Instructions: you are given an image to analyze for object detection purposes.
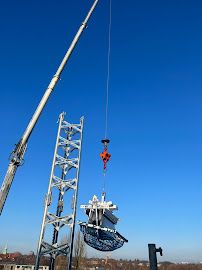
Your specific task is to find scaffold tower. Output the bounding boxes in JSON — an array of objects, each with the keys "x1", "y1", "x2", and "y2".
[{"x1": 35, "y1": 112, "x2": 84, "y2": 270}]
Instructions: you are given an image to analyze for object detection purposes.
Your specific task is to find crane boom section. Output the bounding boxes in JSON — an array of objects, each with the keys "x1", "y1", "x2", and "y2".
[{"x1": 0, "y1": 0, "x2": 99, "y2": 215}]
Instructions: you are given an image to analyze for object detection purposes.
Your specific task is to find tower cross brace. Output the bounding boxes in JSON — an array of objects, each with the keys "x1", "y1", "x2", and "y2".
[{"x1": 35, "y1": 113, "x2": 84, "y2": 270}]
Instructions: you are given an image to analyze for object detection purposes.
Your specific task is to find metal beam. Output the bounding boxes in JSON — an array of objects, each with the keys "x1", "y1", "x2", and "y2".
[
  {"x1": 0, "y1": 0, "x2": 99, "y2": 215},
  {"x1": 35, "y1": 113, "x2": 84, "y2": 270}
]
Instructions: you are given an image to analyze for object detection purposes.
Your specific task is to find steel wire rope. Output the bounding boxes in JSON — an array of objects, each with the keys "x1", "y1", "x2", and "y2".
[
  {"x1": 104, "y1": 0, "x2": 112, "y2": 139},
  {"x1": 103, "y1": 0, "x2": 112, "y2": 193}
]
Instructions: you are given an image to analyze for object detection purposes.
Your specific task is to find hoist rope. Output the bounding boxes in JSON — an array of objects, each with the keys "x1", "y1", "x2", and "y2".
[
  {"x1": 104, "y1": 0, "x2": 112, "y2": 139},
  {"x1": 102, "y1": 0, "x2": 112, "y2": 193}
]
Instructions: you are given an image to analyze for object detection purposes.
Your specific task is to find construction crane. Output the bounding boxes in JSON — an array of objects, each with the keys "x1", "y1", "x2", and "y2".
[{"x1": 0, "y1": 0, "x2": 99, "y2": 216}]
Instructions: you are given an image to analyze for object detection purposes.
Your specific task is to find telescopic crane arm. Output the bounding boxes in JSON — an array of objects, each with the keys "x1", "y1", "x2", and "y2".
[{"x1": 0, "y1": 0, "x2": 99, "y2": 215}]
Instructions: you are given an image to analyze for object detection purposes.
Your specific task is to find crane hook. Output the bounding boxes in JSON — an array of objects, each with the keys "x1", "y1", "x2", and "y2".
[{"x1": 100, "y1": 139, "x2": 111, "y2": 172}]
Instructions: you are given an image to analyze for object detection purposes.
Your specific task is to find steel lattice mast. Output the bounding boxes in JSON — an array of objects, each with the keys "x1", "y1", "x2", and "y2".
[
  {"x1": 0, "y1": 0, "x2": 99, "y2": 215},
  {"x1": 35, "y1": 112, "x2": 84, "y2": 270}
]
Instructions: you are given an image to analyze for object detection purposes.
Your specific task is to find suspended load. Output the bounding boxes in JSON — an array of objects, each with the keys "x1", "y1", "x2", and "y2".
[{"x1": 79, "y1": 193, "x2": 128, "y2": 251}]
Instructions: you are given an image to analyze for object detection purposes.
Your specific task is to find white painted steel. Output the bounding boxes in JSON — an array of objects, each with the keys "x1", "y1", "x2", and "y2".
[
  {"x1": 0, "y1": 0, "x2": 99, "y2": 215},
  {"x1": 35, "y1": 113, "x2": 84, "y2": 270},
  {"x1": 21, "y1": 0, "x2": 98, "y2": 145},
  {"x1": 35, "y1": 113, "x2": 64, "y2": 270}
]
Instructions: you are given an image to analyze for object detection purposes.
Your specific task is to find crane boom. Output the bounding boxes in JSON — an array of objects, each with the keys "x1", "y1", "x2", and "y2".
[{"x1": 0, "y1": 0, "x2": 99, "y2": 215}]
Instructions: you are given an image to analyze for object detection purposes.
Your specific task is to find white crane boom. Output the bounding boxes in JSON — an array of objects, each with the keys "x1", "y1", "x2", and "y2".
[{"x1": 0, "y1": 0, "x2": 99, "y2": 215}]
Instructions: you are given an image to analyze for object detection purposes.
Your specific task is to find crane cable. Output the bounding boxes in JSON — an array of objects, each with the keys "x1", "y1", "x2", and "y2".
[
  {"x1": 104, "y1": 0, "x2": 112, "y2": 139},
  {"x1": 100, "y1": 0, "x2": 112, "y2": 194}
]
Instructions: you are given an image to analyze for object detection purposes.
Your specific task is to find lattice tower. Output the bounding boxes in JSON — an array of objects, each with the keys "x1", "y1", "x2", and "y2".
[{"x1": 35, "y1": 113, "x2": 84, "y2": 270}]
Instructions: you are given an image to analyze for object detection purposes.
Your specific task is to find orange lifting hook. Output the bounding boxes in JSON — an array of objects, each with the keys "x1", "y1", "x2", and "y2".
[{"x1": 100, "y1": 139, "x2": 111, "y2": 171}]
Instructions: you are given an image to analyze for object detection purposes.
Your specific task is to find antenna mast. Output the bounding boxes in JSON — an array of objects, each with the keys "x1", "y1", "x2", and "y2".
[{"x1": 0, "y1": 0, "x2": 99, "y2": 215}]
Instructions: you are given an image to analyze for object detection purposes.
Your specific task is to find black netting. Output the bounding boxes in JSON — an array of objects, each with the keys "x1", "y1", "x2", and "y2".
[{"x1": 80, "y1": 224, "x2": 127, "y2": 252}]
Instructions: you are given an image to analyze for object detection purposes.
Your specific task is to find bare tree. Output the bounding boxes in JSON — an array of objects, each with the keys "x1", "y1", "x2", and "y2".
[
  {"x1": 73, "y1": 230, "x2": 86, "y2": 270},
  {"x1": 54, "y1": 235, "x2": 69, "y2": 270},
  {"x1": 55, "y1": 255, "x2": 68, "y2": 270}
]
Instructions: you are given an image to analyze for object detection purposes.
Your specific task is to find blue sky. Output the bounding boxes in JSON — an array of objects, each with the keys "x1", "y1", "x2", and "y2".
[{"x1": 0, "y1": 0, "x2": 202, "y2": 263}]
